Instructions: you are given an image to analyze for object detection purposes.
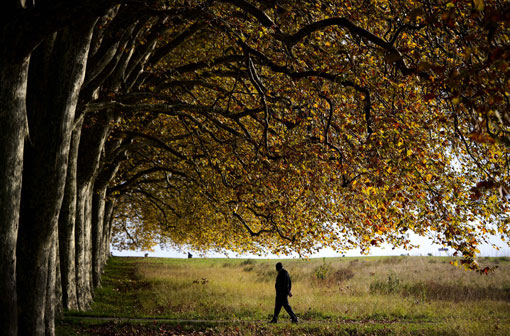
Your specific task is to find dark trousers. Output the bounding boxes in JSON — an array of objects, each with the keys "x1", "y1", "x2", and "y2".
[{"x1": 272, "y1": 294, "x2": 297, "y2": 322}]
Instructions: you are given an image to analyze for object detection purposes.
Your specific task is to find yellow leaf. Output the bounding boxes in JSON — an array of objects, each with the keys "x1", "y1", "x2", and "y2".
[
  {"x1": 474, "y1": 0, "x2": 484, "y2": 11},
  {"x1": 407, "y1": 149, "x2": 413, "y2": 156}
]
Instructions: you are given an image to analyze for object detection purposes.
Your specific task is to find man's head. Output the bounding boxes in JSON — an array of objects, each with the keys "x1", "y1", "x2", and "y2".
[{"x1": 275, "y1": 262, "x2": 283, "y2": 271}]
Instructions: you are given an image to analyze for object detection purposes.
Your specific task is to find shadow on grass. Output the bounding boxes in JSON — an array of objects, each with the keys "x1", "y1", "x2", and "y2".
[
  {"x1": 67, "y1": 257, "x2": 150, "y2": 318},
  {"x1": 57, "y1": 319, "x2": 463, "y2": 336}
]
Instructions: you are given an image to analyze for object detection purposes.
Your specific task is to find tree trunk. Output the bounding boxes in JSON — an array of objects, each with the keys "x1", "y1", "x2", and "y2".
[
  {"x1": 92, "y1": 187, "x2": 107, "y2": 288},
  {"x1": 74, "y1": 107, "x2": 114, "y2": 305},
  {"x1": 44, "y1": 230, "x2": 58, "y2": 336},
  {"x1": 84, "y1": 186, "x2": 95, "y2": 296},
  {"x1": 55, "y1": 238, "x2": 63, "y2": 318},
  {"x1": 75, "y1": 181, "x2": 93, "y2": 309},
  {"x1": 17, "y1": 21, "x2": 95, "y2": 336},
  {"x1": 92, "y1": 148, "x2": 123, "y2": 287},
  {"x1": 0, "y1": 56, "x2": 29, "y2": 336},
  {"x1": 92, "y1": 185, "x2": 117, "y2": 285},
  {"x1": 102, "y1": 199, "x2": 116, "y2": 266},
  {"x1": 58, "y1": 118, "x2": 83, "y2": 311}
]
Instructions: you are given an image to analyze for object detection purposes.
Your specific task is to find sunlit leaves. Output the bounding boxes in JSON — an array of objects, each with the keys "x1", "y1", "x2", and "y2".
[{"x1": 101, "y1": 0, "x2": 510, "y2": 271}]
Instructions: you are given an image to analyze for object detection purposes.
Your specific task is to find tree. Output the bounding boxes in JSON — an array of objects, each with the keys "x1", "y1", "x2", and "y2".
[
  {"x1": 0, "y1": 1, "x2": 115, "y2": 335},
  {"x1": 1, "y1": 1, "x2": 510, "y2": 335},
  {"x1": 108, "y1": 0, "x2": 510, "y2": 268}
]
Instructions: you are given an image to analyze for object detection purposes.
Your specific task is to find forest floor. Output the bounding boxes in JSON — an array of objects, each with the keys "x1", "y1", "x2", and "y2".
[{"x1": 57, "y1": 256, "x2": 510, "y2": 335}]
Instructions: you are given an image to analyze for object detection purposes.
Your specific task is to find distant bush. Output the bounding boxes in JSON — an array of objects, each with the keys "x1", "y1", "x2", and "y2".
[
  {"x1": 380, "y1": 256, "x2": 405, "y2": 265},
  {"x1": 370, "y1": 272, "x2": 510, "y2": 302},
  {"x1": 370, "y1": 272, "x2": 402, "y2": 295},
  {"x1": 314, "y1": 258, "x2": 331, "y2": 280},
  {"x1": 494, "y1": 257, "x2": 510, "y2": 264},
  {"x1": 349, "y1": 259, "x2": 359, "y2": 266},
  {"x1": 240, "y1": 259, "x2": 256, "y2": 266},
  {"x1": 313, "y1": 259, "x2": 355, "y2": 288},
  {"x1": 253, "y1": 266, "x2": 274, "y2": 282},
  {"x1": 404, "y1": 281, "x2": 510, "y2": 302},
  {"x1": 192, "y1": 278, "x2": 209, "y2": 285},
  {"x1": 241, "y1": 259, "x2": 256, "y2": 272},
  {"x1": 333, "y1": 268, "x2": 355, "y2": 283}
]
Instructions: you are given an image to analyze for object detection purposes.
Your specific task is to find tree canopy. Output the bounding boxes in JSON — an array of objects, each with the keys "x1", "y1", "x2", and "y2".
[
  {"x1": 96, "y1": 0, "x2": 510, "y2": 270},
  {"x1": 1, "y1": 1, "x2": 510, "y2": 334}
]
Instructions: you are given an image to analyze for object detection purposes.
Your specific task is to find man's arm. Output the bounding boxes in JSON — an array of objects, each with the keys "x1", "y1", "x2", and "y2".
[{"x1": 287, "y1": 272, "x2": 292, "y2": 297}]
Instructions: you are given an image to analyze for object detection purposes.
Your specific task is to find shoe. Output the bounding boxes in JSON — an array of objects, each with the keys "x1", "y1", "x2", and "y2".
[
  {"x1": 269, "y1": 319, "x2": 277, "y2": 323},
  {"x1": 291, "y1": 318, "x2": 299, "y2": 323}
]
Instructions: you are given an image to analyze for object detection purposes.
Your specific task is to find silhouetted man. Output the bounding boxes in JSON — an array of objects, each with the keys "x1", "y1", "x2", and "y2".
[{"x1": 270, "y1": 262, "x2": 298, "y2": 323}]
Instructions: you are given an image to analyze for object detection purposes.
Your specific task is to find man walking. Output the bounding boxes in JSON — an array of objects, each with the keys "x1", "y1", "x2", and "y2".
[{"x1": 270, "y1": 262, "x2": 298, "y2": 323}]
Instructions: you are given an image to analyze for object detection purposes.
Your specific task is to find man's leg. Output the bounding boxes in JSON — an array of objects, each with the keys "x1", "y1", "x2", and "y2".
[
  {"x1": 282, "y1": 299, "x2": 298, "y2": 322},
  {"x1": 271, "y1": 296, "x2": 283, "y2": 322}
]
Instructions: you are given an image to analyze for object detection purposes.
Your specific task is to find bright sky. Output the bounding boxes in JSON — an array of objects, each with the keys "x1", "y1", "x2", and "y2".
[{"x1": 112, "y1": 232, "x2": 510, "y2": 259}]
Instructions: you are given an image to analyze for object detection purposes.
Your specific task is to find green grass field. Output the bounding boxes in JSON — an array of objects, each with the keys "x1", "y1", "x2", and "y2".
[{"x1": 58, "y1": 256, "x2": 510, "y2": 335}]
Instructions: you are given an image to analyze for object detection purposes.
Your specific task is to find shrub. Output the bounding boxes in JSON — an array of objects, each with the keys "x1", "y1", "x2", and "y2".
[
  {"x1": 314, "y1": 258, "x2": 331, "y2": 280},
  {"x1": 370, "y1": 271, "x2": 402, "y2": 295},
  {"x1": 380, "y1": 256, "x2": 405, "y2": 265},
  {"x1": 240, "y1": 259, "x2": 255, "y2": 266},
  {"x1": 333, "y1": 268, "x2": 355, "y2": 283}
]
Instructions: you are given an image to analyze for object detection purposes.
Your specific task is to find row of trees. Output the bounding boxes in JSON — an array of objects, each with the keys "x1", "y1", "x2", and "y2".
[{"x1": 1, "y1": 1, "x2": 509, "y2": 335}]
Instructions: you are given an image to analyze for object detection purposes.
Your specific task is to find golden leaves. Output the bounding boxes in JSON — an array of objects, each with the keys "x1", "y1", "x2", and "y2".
[
  {"x1": 473, "y1": 0, "x2": 485, "y2": 11},
  {"x1": 106, "y1": 0, "x2": 510, "y2": 271}
]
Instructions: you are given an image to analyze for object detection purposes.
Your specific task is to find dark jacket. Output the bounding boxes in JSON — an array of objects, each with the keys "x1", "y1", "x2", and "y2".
[{"x1": 275, "y1": 268, "x2": 292, "y2": 296}]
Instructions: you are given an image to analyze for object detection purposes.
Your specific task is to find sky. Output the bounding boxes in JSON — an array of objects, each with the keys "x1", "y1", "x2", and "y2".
[{"x1": 112, "y1": 232, "x2": 510, "y2": 259}]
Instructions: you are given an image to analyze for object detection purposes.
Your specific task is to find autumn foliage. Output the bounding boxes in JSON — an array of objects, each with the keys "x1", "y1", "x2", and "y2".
[{"x1": 91, "y1": 0, "x2": 510, "y2": 271}]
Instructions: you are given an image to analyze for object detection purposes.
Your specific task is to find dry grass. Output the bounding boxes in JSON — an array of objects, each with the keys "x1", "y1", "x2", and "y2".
[
  {"x1": 68, "y1": 256, "x2": 510, "y2": 335},
  {"x1": 130, "y1": 256, "x2": 510, "y2": 330}
]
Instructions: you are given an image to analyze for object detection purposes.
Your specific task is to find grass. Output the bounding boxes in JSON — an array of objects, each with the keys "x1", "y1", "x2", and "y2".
[{"x1": 58, "y1": 256, "x2": 510, "y2": 335}]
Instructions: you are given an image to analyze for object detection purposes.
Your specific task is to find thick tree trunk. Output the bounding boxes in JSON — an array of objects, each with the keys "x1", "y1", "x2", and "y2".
[
  {"x1": 84, "y1": 186, "x2": 95, "y2": 295},
  {"x1": 17, "y1": 22, "x2": 95, "y2": 336},
  {"x1": 55, "y1": 238, "x2": 63, "y2": 317},
  {"x1": 75, "y1": 109, "x2": 114, "y2": 305},
  {"x1": 75, "y1": 181, "x2": 93, "y2": 309},
  {"x1": 92, "y1": 146, "x2": 123, "y2": 287},
  {"x1": 0, "y1": 56, "x2": 29, "y2": 336},
  {"x1": 58, "y1": 118, "x2": 83, "y2": 311},
  {"x1": 92, "y1": 187, "x2": 107, "y2": 288},
  {"x1": 44, "y1": 230, "x2": 58, "y2": 336}
]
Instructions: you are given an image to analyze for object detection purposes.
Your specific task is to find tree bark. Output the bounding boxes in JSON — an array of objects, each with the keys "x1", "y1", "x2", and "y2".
[
  {"x1": 92, "y1": 186, "x2": 107, "y2": 288},
  {"x1": 84, "y1": 186, "x2": 95, "y2": 295},
  {"x1": 0, "y1": 56, "x2": 29, "y2": 336},
  {"x1": 44, "y1": 230, "x2": 58, "y2": 336},
  {"x1": 17, "y1": 21, "x2": 95, "y2": 336},
  {"x1": 92, "y1": 158, "x2": 122, "y2": 287},
  {"x1": 102, "y1": 198, "x2": 116, "y2": 266},
  {"x1": 75, "y1": 110, "x2": 113, "y2": 307},
  {"x1": 75, "y1": 181, "x2": 93, "y2": 309},
  {"x1": 55, "y1": 237, "x2": 63, "y2": 318},
  {"x1": 58, "y1": 117, "x2": 83, "y2": 311}
]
